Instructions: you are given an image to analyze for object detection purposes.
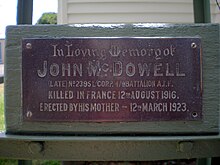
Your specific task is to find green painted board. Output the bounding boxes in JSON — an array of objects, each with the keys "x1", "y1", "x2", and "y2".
[
  {"x1": 4, "y1": 24, "x2": 220, "y2": 134},
  {"x1": 0, "y1": 132, "x2": 220, "y2": 160}
]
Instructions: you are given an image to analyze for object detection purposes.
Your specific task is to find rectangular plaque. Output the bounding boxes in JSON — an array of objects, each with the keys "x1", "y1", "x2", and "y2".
[{"x1": 22, "y1": 37, "x2": 202, "y2": 122}]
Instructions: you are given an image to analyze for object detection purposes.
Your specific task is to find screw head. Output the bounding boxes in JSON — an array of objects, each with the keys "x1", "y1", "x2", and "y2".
[
  {"x1": 28, "y1": 142, "x2": 43, "y2": 154},
  {"x1": 192, "y1": 112, "x2": 198, "y2": 118},
  {"x1": 191, "y1": 42, "x2": 197, "y2": 49},
  {"x1": 26, "y1": 43, "x2": 32, "y2": 49},
  {"x1": 178, "y1": 141, "x2": 194, "y2": 153},
  {"x1": 26, "y1": 111, "x2": 32, "y2": 118}
]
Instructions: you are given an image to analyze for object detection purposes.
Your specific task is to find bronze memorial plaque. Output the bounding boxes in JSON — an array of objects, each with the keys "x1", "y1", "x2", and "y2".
[{"x1": 22, "y1": 38, "x2": 202, "y2": 122}]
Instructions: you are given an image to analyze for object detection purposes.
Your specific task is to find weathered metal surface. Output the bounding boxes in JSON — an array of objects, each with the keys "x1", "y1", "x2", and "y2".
[{"x1": 22, "y1": 37, "x2": 202, "y2": 122}]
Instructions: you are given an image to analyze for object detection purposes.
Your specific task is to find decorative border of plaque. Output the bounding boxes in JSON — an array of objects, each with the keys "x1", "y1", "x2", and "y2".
[{"x1": 22, "y1": 37, "x2": 202, "y2": 122}]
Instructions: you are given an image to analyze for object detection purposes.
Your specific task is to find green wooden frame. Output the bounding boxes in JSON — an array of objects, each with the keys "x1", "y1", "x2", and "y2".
[
  {"x1": 4, "y1": 24, "x2": 220, "y2": 135},
  {"x1": 0, "y1": 132, "x2": 220, "y2": 160},
  {"x1": 0, "y1": 0, "x2": 217, "y2": 164}
]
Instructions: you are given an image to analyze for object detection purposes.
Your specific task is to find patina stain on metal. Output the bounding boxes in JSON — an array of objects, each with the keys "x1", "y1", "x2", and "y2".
[{"x1": 22, "y1": 37, "x2": 202, "y2": 122}]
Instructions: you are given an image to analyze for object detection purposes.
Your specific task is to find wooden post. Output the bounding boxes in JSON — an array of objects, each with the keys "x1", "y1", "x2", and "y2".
[
  {"x1": 196, "y1": 158, "x2": 212, "y2": 165},
  {"x1": 18, "y1": 160, "x2": 32, "y2": 165},
  {"x1": 17, "y1": 0, "x2": 33, "y2": 24},
  {"x1": 203, "y1": 0, "x2": 211, "y2": 23},
  {"x1": 193, "y1": 0, "x2": 211, "y2": 23}
]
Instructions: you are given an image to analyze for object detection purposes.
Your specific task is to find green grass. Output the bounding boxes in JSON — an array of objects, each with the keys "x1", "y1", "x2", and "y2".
[
  {"x1": 0, "y1": 83, "x2": 4, "y2": 131},
  {"x1": 0, "y1": 159, "x2": 17, "y2": 165},
  {"x1": 0, "y1": 160, "x2": 60, "y2": 165}
]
